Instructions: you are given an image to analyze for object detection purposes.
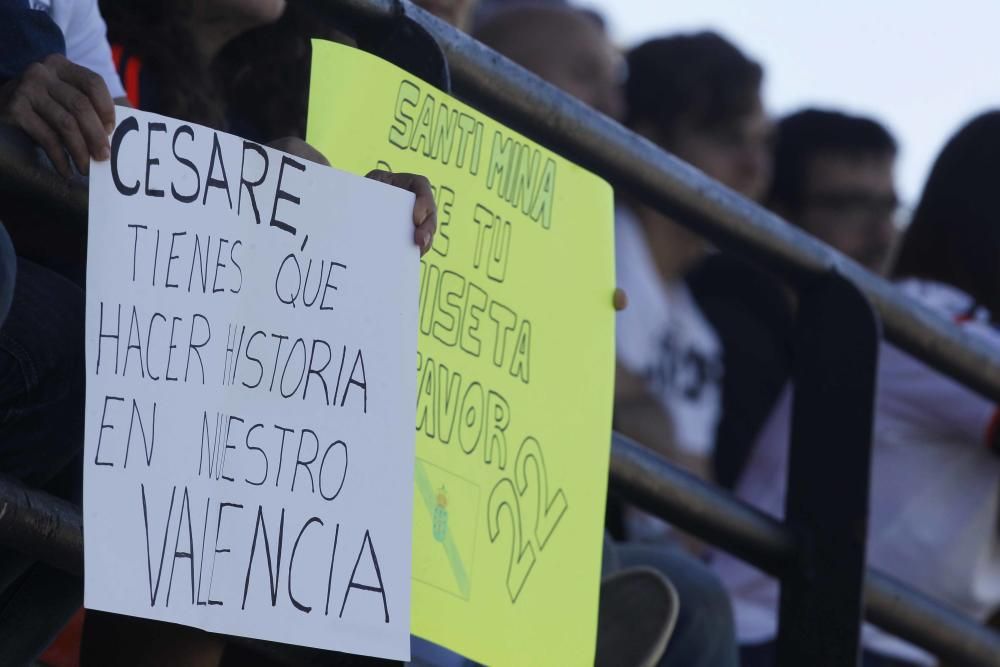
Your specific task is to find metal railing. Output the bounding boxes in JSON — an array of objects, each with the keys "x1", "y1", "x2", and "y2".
[{"x1": 0, "y1": 0, "x2": 998, "y2": 664}]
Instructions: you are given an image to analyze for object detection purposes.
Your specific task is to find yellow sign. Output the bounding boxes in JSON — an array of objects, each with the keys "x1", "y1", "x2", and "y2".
[{"x1": 308, "y1": 41, "x2": 615, "y2": 666}]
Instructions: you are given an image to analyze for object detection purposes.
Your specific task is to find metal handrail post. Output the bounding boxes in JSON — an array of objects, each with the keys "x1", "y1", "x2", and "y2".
[{"x1": 777, "y1": 274, "x2": 879, "y2": 665}]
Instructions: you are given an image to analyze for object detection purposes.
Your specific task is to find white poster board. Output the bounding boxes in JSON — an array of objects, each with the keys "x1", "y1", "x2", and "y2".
[{"x1": 84, "y1": 108, "x2": 418, "y2": 660}]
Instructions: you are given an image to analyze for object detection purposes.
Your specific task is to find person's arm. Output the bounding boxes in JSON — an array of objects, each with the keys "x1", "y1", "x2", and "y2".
[
  {"x1": 687, "y1": 256, "x2": 794, "y2": 489},
  {"x1": 366, "y1": 169, "x2": 437, "y2": 255},
  {"x1": 0, "y1": 1, "x2": 116, "y2": 178},
  {"x1": 613, "y1": 363, "x2": 714, "y2": 480},
  {"x1": 0, "y1": 52, "x2": 114, "y2": 178},
  {"x1": 63, "y1": 0, "x2": 126, "y2": 100},
  {"x1": 614, "y1": 363, "x2": 714, "y2": 555},
  {"x1": 614, "y1": 363, "x2": 676, "y2": 455}
]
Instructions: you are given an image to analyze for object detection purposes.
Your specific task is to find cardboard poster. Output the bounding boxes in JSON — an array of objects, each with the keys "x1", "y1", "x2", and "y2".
[
  {"x1": 84, "y1": 107, "x2": 419, "y2": 660},
  {"x1": 308, "y1": 42, "x2": 616, "y2": 665}
]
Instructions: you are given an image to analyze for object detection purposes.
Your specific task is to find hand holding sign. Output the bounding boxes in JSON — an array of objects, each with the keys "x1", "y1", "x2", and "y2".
[
  {"x1": 264, "y1": 139, "x2": 438, "y2": 255},
  {"x1": 0, "y1": 53, "x2": 116, "y2": 177},
  {"x1": 85, "y1": 108, "x2": 422, "y2": 660},
  {"x1": 366, "y1": 169, "x2": 438, "y2": 254}
]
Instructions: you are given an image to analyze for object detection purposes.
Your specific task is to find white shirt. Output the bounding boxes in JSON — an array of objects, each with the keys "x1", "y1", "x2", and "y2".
[
  {"x1": 31, "y1": 0, "x2": 125, "y2": 99},
  {"x1": 615, "y1": 206, "x2": 723, "y2": 542},
  {"x1": 713, "y1": 279, "x2": 1000, "y2": 665}
]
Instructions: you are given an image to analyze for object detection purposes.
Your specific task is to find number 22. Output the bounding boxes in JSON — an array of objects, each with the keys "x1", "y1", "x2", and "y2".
[
  {"x1": 487, "y1": 478, "x2": 536, "y2": 603},
  {"x1": 515, "y1": 436, "x2": 568, "y2": 550}
]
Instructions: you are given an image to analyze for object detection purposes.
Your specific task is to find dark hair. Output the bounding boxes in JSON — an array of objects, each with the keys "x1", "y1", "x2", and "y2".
[
  {"x1": 768, "y1": 109, "x2": 896, "y2": 212},
  {"x1": 474, "y1": 0, "x2": 604, "y2": 30},
  {"x1": 216, "y1": 4, "x2": 337, "y2": 141},
  {"x1": 100, "y1": 2, "x2": 346, "y2": 139},
  {"x1": 625, "y1": 31, "x2": 762, "y2": 136},
  {"x1": 893, "y1": 111, "x2": 1000, "y2": 314},
  {"x1": 98, "y1": 0, "x2": 226, "y2": 129}
]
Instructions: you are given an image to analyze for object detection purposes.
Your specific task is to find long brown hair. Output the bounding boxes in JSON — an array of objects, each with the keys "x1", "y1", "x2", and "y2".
[
  {"x1": 215, "y1": 3, "x2": 330, "y2": 140},
  {"x1": 892, "y1": 111, "x2": 1000, "y2": 316},
  {"x1": 99, "y1": 0, "x2": 227, "y2": 129}
]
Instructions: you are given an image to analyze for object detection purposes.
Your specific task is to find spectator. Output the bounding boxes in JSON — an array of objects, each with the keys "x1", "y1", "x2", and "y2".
[
  {"x1": 473, "y1": 3, "x2": 624, "y2": 120},
  {"x1": 626, "y1": 32, "x2": 772, "y2": 202},
  {"x1": 83, "y1": 4, "x2": 438, "y2": 665},
  {"x1": 690, "y1": 108, "x2": 898, "y2": 490},
  {"x1": 99, "y1": 0, "x2": 286, "y2": 131},
  {"x1": 614, "y1": 32, "x2": 767, "y2": 539},
  {"x1": 477, "y1": 10, "x2": 740, "y2": 667},
  {"x1": 215, "y1": 2, "x2": 354, "y2": 142},
  {"x1": 0, "y1": 2, "x2": 96, "y2": 662},
  {"x1": 1, "y1": 2, "x2": 437, "y2": 663},
  {"x1": 718, "y1": 110, "x2": 1000, "y2": 667},
  {"x1": 770, "y1": 109, "x2": 898, "y2": 274}
]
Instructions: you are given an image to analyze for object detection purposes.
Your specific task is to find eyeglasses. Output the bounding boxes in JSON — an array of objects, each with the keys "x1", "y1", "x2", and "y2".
[{"x1": 802, "y1": 191, "x2": 900, "y2": 219}]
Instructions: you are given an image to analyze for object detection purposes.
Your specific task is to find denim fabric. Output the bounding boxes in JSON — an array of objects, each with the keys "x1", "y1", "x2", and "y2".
[
  {"x1": 410, "y1": 636, "x2": 469, "y2": 667},
  {"x1": 0, "y1": 224, "x2": 13, "y2": 326},
  {"x1": 0, "y1": 256, "x2": 85, "y2": 665},
  {"x1": 741, "y1": 640, "x2": 925, "y2": 667},
  {"x1": 0, "y1": 257, "x2": 85, "y2": 489}
]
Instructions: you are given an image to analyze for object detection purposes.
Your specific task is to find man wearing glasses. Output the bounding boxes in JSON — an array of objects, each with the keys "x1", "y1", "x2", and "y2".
[
  {"x1": 769, "y1": 108, "x2": 899, "y2": 274},
  {"x1": 688, "y1": 108, "x2": 898, "y2": 494}
]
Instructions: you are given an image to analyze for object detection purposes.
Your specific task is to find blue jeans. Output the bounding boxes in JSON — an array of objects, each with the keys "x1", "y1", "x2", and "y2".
[
  {"x1": 0, "y1": 253, "x2": 86, "y2": 665},
  {"x1": 741, "y1": 640, "x2": 924, "y2": 667},
  {"x1": 0, "y1": 256, "x2": 85, "y2": 487},
  {"x1": 0, "y1": 224, "x2": 14, "y2": 325},
  {"x1": 606, "y1": 539, "x2": 740, "y2": 667}
]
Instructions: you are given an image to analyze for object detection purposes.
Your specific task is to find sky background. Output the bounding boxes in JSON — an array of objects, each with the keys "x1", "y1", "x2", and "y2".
[{"x1": 587, "y1": 0, "x2": 999, "y2": 205}]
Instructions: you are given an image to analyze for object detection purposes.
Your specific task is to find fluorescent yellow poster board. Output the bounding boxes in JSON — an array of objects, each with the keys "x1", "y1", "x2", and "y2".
[{"x1": 307, "y1": 41, "x2": 615, "y2": 666}]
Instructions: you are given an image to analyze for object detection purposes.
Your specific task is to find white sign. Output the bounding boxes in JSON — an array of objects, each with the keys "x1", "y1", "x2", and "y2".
[{"x1": 84, "y1": 108, "x2": 418, "y2": 660}]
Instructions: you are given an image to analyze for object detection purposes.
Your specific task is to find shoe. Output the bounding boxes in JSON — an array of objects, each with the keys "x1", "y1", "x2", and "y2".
[{"x1": 595, "y1": 566, "x2": 678, "y2": 667}]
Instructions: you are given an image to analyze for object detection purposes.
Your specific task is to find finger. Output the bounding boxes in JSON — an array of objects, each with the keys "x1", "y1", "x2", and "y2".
[
  {"x1": 49, "y1": 77, "x2": 110, "y2": 161},
  {"x1": 52, "y1": 55, "x2": 115, "y2": 134},
  {"x1": 14, "y1": 101, "x2": 72, "y2": 178},
  {"x1": 397, "y1": 173, "x2": 436, "y2": 228},
  {"x1": 268, "y1": 137, "x2": 329, "y2": 166},
  {"x1": 364, "y1": 168, "x2": 392, "y2": 183},
  {"x1": 31, "y1": 91, "x2": 90, "y2": 175},
  {"x1": 366, "y1": 171, "x2": 437, "y2": 226},
  {"x1": 392, "y1": 173, "x2": 437, "y2": 254},
  {"x1": 414, "y1": 207, "x2": 437, "y2": 255},
  {"x1": 613, "y1": 288, "x2": 629, "y2": 311},
  {"x1": 365, "y1": 170, "x2": 438, "y2": 253},
  {"x1": 291, "y1": 141, "x2": 328, "y2": 166}
]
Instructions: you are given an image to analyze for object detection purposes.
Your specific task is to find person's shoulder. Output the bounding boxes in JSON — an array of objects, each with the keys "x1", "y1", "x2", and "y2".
[
  {"x1": 0, "y1": 2, "x2": 65, "y2": 82},
  {"x1": 613, "y1": 206, "x2": 657, "y2": 288},
  {"x1": 899, "y1": 278, "x2": 1000, "y2": 347},
  {"x1": 28, "y1": 0, "x2": 66, "y2": 31},
  {"x1": 687, "y1": 253, "x2": 787, "y2": 309},
  {"x1": 687, "y1": 253, "x2": 776, "y2": 290}
]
